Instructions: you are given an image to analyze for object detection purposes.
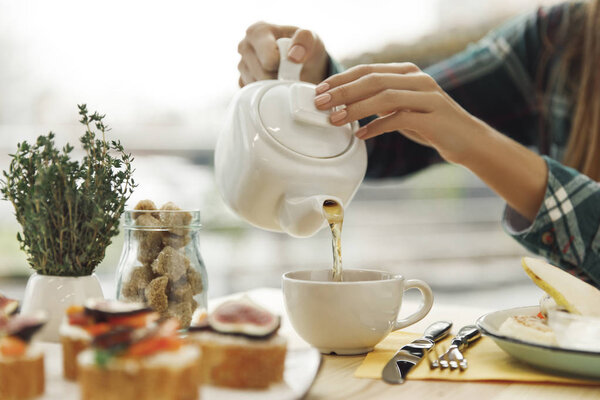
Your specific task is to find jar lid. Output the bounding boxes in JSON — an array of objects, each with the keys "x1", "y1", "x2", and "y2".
[{"x1": 258, "y1": 82, "x2": 355, "y2": 159}]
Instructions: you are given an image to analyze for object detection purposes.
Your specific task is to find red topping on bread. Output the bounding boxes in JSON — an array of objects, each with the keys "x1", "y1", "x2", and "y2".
[
  {"x1": 537, "y1": 312, "x2": 545, "y2": 320},
  {"x1": 87, "y1": 315, "x2": 183, "y2": 359},
  {"x1": 0, "y1": 336, "x2": 26, "y2": 357},
  {"x1": 126, "y1": 335, "x2": 182, "y2": 357}
]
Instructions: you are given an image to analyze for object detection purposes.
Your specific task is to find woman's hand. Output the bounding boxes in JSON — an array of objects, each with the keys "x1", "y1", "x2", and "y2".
[
  {"x1": 237, "y1": 22, "x2": 329, "y2": 87},
  {"x1": 313, "y1": 63, "x2": 490, "y2": 165},
  {"x1": 315, "y1": 63, "x2": 548, "y2": 221}
]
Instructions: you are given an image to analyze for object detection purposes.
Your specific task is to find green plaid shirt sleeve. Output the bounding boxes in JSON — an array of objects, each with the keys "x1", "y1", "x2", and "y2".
[
  {"x1": 430, "y1": 4, "x2": 600, "y2": 286},
  {"x1": 431, "y1": 3, "x2": 600, "y2": 287},
  {"x1": 503, "y1": 157, "x2": 600, "y2": 287},
  {"x1": 344, "y1": 5, "x2": 572, "y2": 180}
]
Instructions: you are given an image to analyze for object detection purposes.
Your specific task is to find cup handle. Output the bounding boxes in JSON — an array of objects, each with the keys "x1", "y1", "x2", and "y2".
[{"x1": 392, "y1": 279, "x2": 434, "y2": 331}]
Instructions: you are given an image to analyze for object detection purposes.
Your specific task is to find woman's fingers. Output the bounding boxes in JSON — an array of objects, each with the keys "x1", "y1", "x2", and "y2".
[
  {"x1": 238, "y1": 40, "x2": 276, "y2": 81},
  {"x1": 288, "y1": 29, "x2": 316, "y2": 63},
  {"x1": 245, "y1": 23, "x2": 281, "y2": 72},
  {"x1": 237, "y1": 60, "x2": 253, "y2": 87},
  {"x1": 329, "y1": 90, "x2": 436, "y2": 126},
  {"x1": 356, "y1": 111, "x2": 425, "y2": 141},
  {"x1": 240, "y1": 22, "x2": 328, "y2": 85},
  {"x1": 317, "y1": 63, "x2": 420, "y2": 94},
  {"x1": 315, "y1": 72, "x2": 439, "y2": 110}
]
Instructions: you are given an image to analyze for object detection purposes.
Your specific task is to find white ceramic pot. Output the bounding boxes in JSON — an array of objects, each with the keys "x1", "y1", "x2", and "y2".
[
  {"x1": 215, "y1": 38, "x2": 367, "y2": 238},
  {"x1": 20, "y1": 273, "x2": 104, "y2": 342}
]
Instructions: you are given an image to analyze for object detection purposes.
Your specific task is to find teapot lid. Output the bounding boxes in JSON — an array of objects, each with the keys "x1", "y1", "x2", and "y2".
[
  {"x1": 257, "y1": 38, "x2": 355, "y2": 159},
  {"x1": 258, "y1": 83, "x2": 355, "y2": 158}
]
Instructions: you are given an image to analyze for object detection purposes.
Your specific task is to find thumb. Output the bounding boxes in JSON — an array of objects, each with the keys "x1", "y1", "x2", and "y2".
[{"x1": 288, "y1": 29, "x2": 316, "y2": 63}]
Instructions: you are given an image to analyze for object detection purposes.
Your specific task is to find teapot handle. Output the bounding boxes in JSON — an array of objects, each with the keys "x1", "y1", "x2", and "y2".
[{"x1": 277, "y1": 38, "x2": 303, "y2": 81}]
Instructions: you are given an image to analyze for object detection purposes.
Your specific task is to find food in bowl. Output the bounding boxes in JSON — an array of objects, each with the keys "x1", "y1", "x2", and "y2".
[
  {"x1": 498, "y1": 257, "x2": 600, "y2": 349},
  {"x1": 547, "y1": 308, "x2": 600, "y2": 351},
  {"x1": 498, "y1": 311, "x2": 557, "y2": 346}
]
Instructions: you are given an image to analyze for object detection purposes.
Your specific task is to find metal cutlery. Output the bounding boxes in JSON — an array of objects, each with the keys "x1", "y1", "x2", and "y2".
[
  {"x1": 432, "y1": 325, "x2": 481, "y2": 371},
  {"x1": 382, "y1": 321, "x2": 452, "y2": 384}
]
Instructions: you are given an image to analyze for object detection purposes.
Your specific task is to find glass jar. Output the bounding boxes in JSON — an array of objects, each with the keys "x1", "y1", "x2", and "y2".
[{"x1": 115, "y1": 209, "x2": 208, "y2": 328}]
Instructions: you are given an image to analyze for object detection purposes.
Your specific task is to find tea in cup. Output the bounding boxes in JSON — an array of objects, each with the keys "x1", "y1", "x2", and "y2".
[{"x1": 282, "y1": 269, "x2": 433, "y2": 355}]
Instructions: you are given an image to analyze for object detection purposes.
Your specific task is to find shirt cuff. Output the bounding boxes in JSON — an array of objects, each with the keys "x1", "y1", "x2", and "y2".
[
  {"x1": 501, "y1": 156, "x2": 600, "y2": 286},
  {"x1": 501, "y1": 181, "x2": 549, "y2": 242},
  {"x1": 501, "y1": 156, "x2": 561, "y2": 248},
  {"x1": 503, "y1": 205, "x2": 535, "y2": 235}
]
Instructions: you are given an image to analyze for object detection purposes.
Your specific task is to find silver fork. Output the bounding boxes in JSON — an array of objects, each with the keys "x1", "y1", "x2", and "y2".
[{"x1": 431, "y1": 325, "x2": 481, "y2": 371}]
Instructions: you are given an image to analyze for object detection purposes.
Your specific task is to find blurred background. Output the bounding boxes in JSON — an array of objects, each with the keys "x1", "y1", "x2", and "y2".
[{"x1": 0, "y1": 0, "x2": 561, "y2": 309}]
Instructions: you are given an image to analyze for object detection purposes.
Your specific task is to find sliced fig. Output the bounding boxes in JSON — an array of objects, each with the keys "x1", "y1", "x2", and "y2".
[
  {"x1": 0, "y1": 295, "x2": 19, "y2": 316},
  {"x1": 2, "y1": 311, "x2": 47, "y2": 343},
  {"x1": 84, "y1": 298, "x2": 152, "y2": 322},
  {"x1": 208, "y1": 297, "x2": 280, "y2": 338}
]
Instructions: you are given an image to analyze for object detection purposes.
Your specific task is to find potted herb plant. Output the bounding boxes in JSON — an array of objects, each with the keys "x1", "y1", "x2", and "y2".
[{"x1": 1, "y1": 105, "x2": 136, "y2": 341}]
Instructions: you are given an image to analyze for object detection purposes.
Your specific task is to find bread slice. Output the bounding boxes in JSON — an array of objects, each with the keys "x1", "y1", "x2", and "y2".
[
  {"x1": 78, "y1": 345, "x2": 200, "y2": 400},
  {"x1": 189, "y1": 331, "x2": 286, "y2": 389},
  {"x1": 61, "y1": 335, "x2": 90, "y2": 380},
  {"x1": 0, "y1": 353, "x2": 44, "y2": 400},
  {"x1": 498, "y1": 315, "x2": 557, "y2": 346}
]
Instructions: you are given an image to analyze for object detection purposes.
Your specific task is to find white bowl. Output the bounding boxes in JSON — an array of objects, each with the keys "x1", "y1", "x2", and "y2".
[{"x1": 477, "y1": 306, "x2": 600, "y2": 379}]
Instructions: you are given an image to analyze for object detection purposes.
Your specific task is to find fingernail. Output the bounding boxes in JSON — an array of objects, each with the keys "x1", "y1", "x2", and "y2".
[
  {"x1": 330, "y1": 109, "x2": 347, "y2": 123},
  {"x1": 315, "y1": 82, "x2": 330, "y2": 94},
  {"x1": 355, "y1": 127, "x2": 368, "y2": 138},
  {"x1": 315, "y1": 93, "x2": 331, "y2": 106},
  {"x1": 288, "y1": 45, "x2": 306, "y2": 62}
]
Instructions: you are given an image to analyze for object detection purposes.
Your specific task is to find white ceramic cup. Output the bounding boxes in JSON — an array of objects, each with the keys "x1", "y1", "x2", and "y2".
[{"x1": 282, "y1": 269, "x2": 433, "y2": 355}]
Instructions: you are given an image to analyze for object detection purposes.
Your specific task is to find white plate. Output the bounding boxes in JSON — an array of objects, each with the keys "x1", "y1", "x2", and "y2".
[
  {"x1": 39, "y1": 343, "x2": 322, "y2": 399},
  {"x1": 476, "y1": 306, "x2": 600, "y2": 379}
]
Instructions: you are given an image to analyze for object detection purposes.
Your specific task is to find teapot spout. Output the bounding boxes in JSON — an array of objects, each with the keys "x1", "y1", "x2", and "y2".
[{"x1": 279, "y1": 195, "x2": 343, "y2": 238}]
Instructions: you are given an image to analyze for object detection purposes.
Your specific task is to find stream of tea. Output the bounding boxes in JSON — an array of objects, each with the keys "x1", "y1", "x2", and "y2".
[{"x1": 323, "y1": 200, "x2": 344, "y2": 282}]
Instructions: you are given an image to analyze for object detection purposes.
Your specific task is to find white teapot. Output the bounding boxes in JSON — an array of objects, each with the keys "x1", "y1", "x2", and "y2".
[{"x1": 215, "y1": 38, "x2": 367, "y2": 237}]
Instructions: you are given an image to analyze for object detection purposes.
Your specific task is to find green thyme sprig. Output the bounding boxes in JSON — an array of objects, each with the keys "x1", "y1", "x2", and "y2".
[{"x1": 0, "y1": 104, "x2": 136, "y2": 276}]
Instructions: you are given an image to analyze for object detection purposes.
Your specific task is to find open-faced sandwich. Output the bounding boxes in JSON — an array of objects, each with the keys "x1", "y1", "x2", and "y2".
[
  {"x1": 0, "y1": 294, "x2": 47, "y2": 400},
  {"x1": 60, "y1": 298, "x2": 160, "y2": 380},
  {"x1": 76, "y1": 299, "x2": 201, "y2": 400},
  {"x1": 187, "y1": 296, "x2": 286, "y2": 389},
  {"x1": 499, "y1": 257, "x2": 600, "y2": 346}
]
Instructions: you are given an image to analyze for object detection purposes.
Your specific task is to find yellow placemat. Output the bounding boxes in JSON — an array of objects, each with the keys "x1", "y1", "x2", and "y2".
[{"x1": 354, "y1": 331, "x2": 600, "y2": 385}]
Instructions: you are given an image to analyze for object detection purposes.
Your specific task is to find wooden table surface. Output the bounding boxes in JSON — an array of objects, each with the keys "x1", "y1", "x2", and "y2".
[{"x1": 226, "y1": 288, "x2": 600, "y2": 400}]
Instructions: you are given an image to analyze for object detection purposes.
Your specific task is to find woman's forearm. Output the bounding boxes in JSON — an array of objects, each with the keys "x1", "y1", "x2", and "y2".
[
  {"x1": 314, "y1": 64, "x2": 548, "y2": 221},
  {"x1": 461, "y1": 121, "x2": 548, "y2": 221}
]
